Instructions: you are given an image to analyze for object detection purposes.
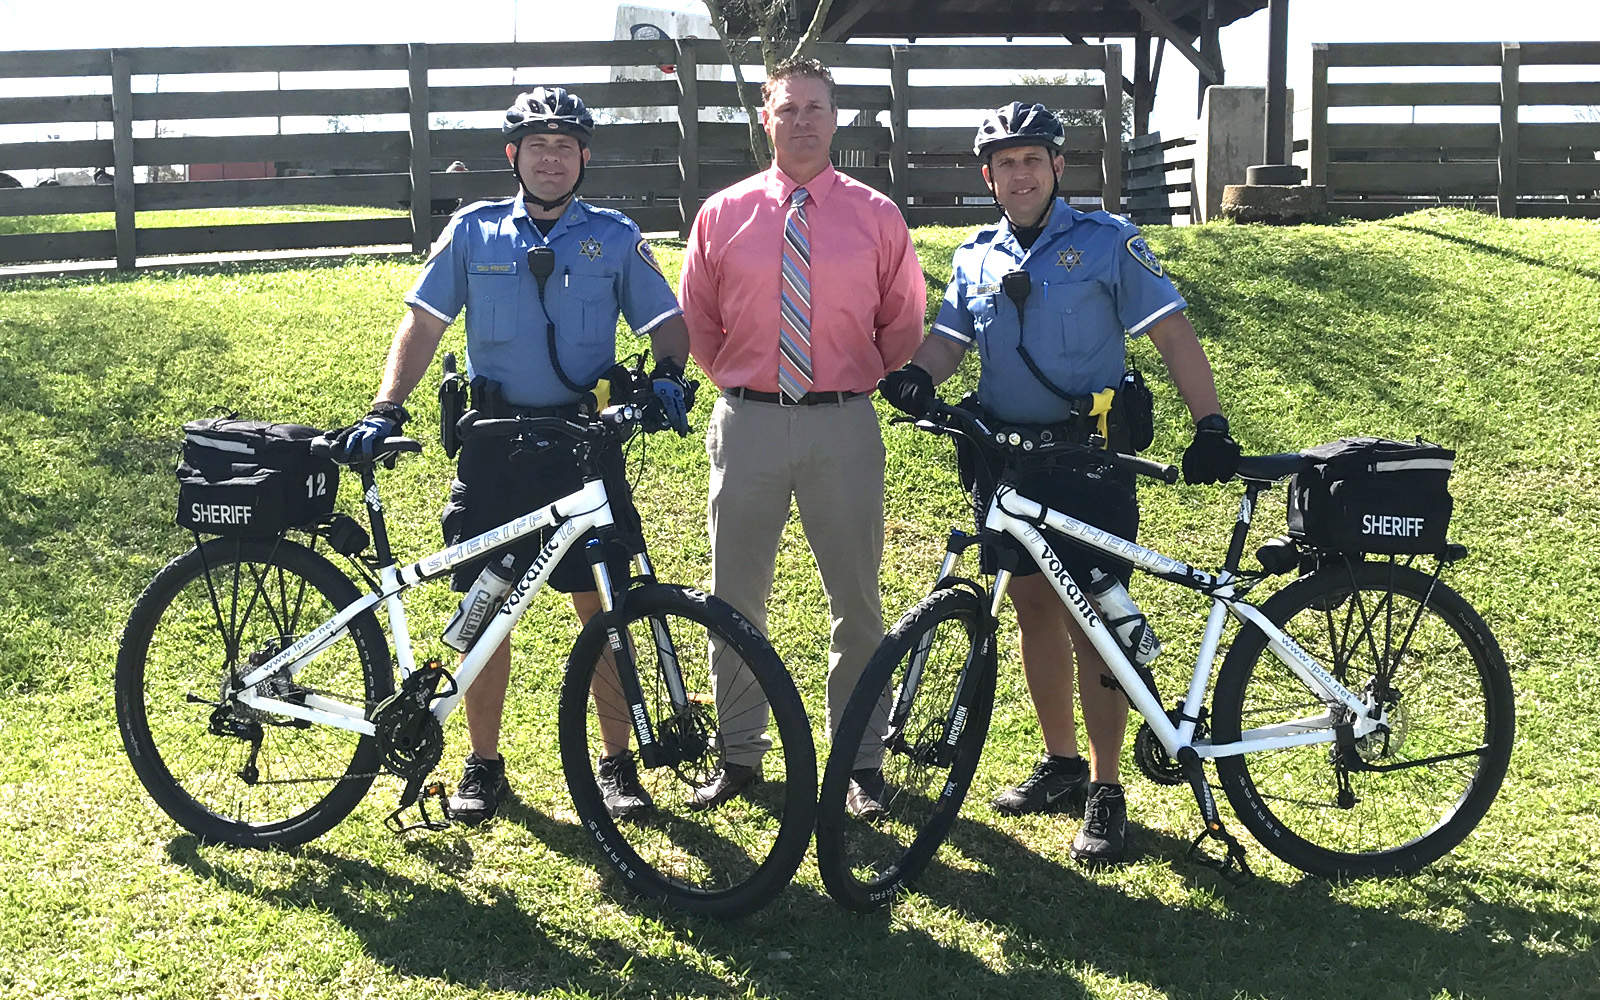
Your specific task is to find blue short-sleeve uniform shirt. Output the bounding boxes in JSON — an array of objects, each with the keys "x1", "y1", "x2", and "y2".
[
  {"x1": 931, "y1": 198, "x2": 1186, "y2": 425},
  {"x1": 406, "y1": 195, "x2": 682, "y2": 408}
]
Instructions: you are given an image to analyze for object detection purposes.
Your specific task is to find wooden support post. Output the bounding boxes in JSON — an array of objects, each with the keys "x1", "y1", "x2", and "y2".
[
  {"x1": 1197, "y1": 0, "x2": 1222, "y2": 114},
  {"x1": 889, "y1": 44, "x2": 910, "y2": 215},
  {"x1": 1134, "y1": 31, "x2": 1152, "y2": 137},
  {"x1": 408, "y1": 43, "x2": 432, "y2": 254},
  {"x1": 1102, "y1": 44, "x2": 1123, "y2": 213},
  {"x1": 1499, "y1": 42, "x2": 1520, "y2": 218},
  {"x1": 1309, "y1": 43, "x2": 1329, "y2": 188},
  {"x1": 676, "y1": 40, "x2": 699, "y2": 237},
  {"x1": 110, "y1": 49, "x2": 135, "y2": 270}
]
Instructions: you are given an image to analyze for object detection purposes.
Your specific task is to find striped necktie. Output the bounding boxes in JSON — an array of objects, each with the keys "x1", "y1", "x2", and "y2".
[{"x1": 778, "y1": 186, "x2": 813, "y2": 403}]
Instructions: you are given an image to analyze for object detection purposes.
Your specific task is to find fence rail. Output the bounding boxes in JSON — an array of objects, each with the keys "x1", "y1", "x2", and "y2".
[
  {"x1": 1309, "y1": 40, "x2": 1600, "y2": 219},
  {"x1": 1123, "y1": 131, "x2": 1196, "y2": 226},
  {"x1": 0, "y1": 39, "x2": 1125, "y2": 269}
]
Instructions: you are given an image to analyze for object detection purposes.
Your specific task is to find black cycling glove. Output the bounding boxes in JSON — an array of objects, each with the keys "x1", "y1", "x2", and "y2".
[
  {"x1": 1182, "y1": 413, "x2": 1240, "y2": 485},
  {"x1": 878, "y1": 363, "x2": 936, "y2": 417}
]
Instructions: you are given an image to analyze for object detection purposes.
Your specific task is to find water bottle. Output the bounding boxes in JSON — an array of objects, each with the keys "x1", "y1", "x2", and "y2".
[
  {"x1": 441, "y1": 554, "x2": 518, "y2": 652},
  {"x1": 1086, "y1": 568, "x2": 1162, "y2": 666}
]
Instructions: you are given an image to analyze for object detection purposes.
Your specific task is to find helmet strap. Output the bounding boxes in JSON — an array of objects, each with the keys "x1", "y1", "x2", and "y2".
[{"x1": 512, "y1": 143, "x2": 586, "y2": 212}]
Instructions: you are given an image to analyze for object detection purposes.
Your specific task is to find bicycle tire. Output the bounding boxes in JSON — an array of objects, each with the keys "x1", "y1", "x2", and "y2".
[
  {"x1": 558, "y1": 584, "x2": 816, "y2": 918},
  {"x1": 815, "y1": 587, "x2": 993, "y2": 911},
  {"x1": 1212, "y1": 560, "x2": 1513, "y2": 878},
  {"x1": 116, "y1": 536, "x2": 392, "y2": 848}
]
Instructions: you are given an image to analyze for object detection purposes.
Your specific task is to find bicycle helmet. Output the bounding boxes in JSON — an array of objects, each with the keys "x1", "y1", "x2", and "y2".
[
  {"x1": 503, "y1": 87, "x2": 594, "y2": 146},
  {"x1": 973, "y1": 102, "x2": 1066, "y2": 160}
]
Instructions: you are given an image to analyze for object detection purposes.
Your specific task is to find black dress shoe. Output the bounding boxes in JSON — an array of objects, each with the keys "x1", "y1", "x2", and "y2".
[{"x1": 688, "y1": 761, "x2": 761, "y2": 811}]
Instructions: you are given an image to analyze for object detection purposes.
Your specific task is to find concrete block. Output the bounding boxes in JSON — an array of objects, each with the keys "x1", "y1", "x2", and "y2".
[
  {"x1": 1194, "y1": 86, "x2": 1295, "y2": 224},
  {"x1": 1220, "y1": 183, "x2": 1328, "y2": 224}
]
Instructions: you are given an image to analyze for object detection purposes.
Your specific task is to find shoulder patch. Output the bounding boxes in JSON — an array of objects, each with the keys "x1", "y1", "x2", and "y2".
[
  {"x1": 635, "y1": 238, "x2": 665, "y2": 279},
  {"x1": 1126, "y1": 235, "x2": 1165, "y2": 277}
]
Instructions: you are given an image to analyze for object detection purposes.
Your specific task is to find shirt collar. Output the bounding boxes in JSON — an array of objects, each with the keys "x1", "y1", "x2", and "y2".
[
  {"x1": 767, "y1": 163, "x2": 838, "y2": 205},
  {"x1": 511, "y1": 193, "x2": 586, "y2": 242},
  {"x1": 998, "y1": 197, "x2": 1080, "y2": 256}
]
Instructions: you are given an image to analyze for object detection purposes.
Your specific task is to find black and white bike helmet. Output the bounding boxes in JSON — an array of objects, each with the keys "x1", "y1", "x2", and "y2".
[
  {"x1": 973, "y1": 102, "x2": 1066, "y2": 160},
  {"x1": 503, "y1": 87, "x2": 594, "y2": 146}
]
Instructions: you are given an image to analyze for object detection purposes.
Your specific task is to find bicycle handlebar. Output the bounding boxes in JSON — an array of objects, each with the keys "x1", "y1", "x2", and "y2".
[
  {"x1": 456, "y1": 401, "x2": 652, "y2": 446},
  {"x1": 898, "y1": 400, "x2": 1181, "y2": 485}
]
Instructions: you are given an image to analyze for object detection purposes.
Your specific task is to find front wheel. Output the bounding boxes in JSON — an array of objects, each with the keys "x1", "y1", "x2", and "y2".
[
  {"x1": 115, "y1": 537, "x2": 392, "y2": 848},
  {"x1": 815, "y1": 587, "x2": 994, "y2": 911},
  {"x1": 1212, "y1": 560, "x2": 1513, "y2": 878},
  {"x1": 558, "y1": 585, "x2": 816, "y2": 918}
]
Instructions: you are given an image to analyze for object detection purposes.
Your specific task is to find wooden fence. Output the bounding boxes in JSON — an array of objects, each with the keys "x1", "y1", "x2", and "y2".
[
  {"x1": 1309, "y1": 41, "x2": 1600, "y2": 218},
  {"x1": 0, "y1": 40, "x2": 1125, "y2": 269},
  {"x1": 1123, "y1": 131, "x2": 1196, "y2": 225}
]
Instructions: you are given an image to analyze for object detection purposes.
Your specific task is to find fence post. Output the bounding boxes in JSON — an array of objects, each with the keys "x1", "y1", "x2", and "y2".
[
  {"x1": 110, "y1": 49, "x2": 135, "y2": 270},
  {"x1": 676, "y1": 40, "x2": 699, "y2": 238},
  {"x1": 1498, "y1": 41, "x2": 1520, "y2": 218},
  {"x1": 1309, "y1": 43, "x2": 1328, "y2": 188},
  {"x1": 408, "y1": 43, "x2": 432, "y2": 254},
  {"x1": 889, "y1": 45, "x2": 909, "y2": 215},
  {"x1": 1102, "y1": 44, "x2": 1123, "y2": 212}
]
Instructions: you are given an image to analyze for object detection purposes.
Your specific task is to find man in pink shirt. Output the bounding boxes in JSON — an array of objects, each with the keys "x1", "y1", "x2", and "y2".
[{"x1": 679, "y1": 57, "x2": 925, "y2": 818}]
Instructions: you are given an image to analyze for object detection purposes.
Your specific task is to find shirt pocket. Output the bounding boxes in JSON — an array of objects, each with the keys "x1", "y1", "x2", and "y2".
[
  {"x1": 465, "y1": 263, "x2": 522, "y2": 344},
  {"x1": 557, "y1": 272, "x2": 620, "y2": 377},
  {"x1": 1047, "y1": 280, "x2": 1122, "y2": 377},
  {"x1": 968, "y1": 291, "x2": 1013, "y2": 366}
]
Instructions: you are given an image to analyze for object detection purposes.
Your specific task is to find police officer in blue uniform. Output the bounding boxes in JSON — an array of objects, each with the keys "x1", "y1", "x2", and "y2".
[
  {"x1": 339, "y1": 87, "x2": 693, "y2": 826},
  {"x1": 879, "y1": 103, "x2": 1240, "y2": 865}
]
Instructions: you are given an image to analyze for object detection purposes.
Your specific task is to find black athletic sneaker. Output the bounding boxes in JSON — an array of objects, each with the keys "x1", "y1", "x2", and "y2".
[
  {"x1": 991, "y1": 754, "x2": 1089, "y2": 816},
  {"x1": 597, "y1": 751, "x2": 654, "y2": 821},
  {"x1": 846, "y1": 767, "x2": 889, "y2": 822},
  {"x1": 1071, "y1": 782, "x2": 1128, "y2": 865},
  {"x1": 447, "y1": 752, "x2": 511, "y2": 826}
]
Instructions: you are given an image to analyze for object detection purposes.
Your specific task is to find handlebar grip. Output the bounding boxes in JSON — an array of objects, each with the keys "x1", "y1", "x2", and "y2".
[{"x1": 1107, "y1": 450, "x2": 1180, "y2": 484}]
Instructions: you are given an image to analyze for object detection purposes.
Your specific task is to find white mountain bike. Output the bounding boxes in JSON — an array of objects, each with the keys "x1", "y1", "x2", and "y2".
[
  {"x1": 116, "y1": 363, "x2": 817, "y2": 918},
  {"x1": 815, "y1": 399, "x2": 1513, "y2": 911}
]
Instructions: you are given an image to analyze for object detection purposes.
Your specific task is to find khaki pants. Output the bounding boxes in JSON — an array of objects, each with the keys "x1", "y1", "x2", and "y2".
[{"x1": 705, "y1": 392, "x2": 887, "y2": 768}]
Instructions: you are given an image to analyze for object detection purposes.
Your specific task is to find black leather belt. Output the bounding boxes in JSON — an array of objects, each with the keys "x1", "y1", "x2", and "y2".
[{"x1": 724, "y1": 387, "x2": 866, "y2": 407}]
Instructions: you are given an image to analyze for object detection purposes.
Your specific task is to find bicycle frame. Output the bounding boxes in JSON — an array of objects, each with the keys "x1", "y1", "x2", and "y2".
[
  {"x1": 223, "y1": 477, "x2": 635, "y2": 741},
  {"x1": 969, "y1": 483, "x2": 1387, "y2": 762}
]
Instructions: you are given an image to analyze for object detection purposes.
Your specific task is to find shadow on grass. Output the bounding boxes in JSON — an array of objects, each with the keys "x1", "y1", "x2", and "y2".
[
  {"x1": 1387, "y1": 223, "x2": 1600, "y2": 284},
  {"x1": 165, "y1": 835, "x2": 739, "y2": 997},
  {"x1": 877, "y1": 810, "x2": 1600, "y2": 1000}
]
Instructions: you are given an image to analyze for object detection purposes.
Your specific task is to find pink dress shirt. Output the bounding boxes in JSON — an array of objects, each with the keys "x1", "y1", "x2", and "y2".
[{"x1": 680, "y1": 164, "x2": 926, "y2": 394}]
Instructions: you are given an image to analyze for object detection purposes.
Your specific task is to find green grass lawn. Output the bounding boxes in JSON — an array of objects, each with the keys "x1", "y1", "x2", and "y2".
[
  {"x1": 1, "y1": 209, "x2": 1597, "y2": 999},
  {"x1": 0, "y1": 204, "x2": 406, "y2": 236}
]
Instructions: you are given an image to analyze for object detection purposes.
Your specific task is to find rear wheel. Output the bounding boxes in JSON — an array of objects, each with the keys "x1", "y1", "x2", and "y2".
[
  {"x1": 1212, "y1": 560, "x2": 1513, "y2": 877},
  {"x1": 559, "y1": 585, "x2": 816, "y2": 918},
  {"x1": 815, "y1": 588, "x2": 993, "y2": 911},
  {"x1": 116, "y1": 537, "x2": 391, "y2": 848}
]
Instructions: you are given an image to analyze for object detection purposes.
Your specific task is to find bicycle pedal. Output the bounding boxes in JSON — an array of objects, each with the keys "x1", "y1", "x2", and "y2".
[
  {"x1": 384, "y1": 780, "x2": 452, "y2": 835},
  {"x1": 1186, "y1": 822, "x2": 1254, "y2": 883}
]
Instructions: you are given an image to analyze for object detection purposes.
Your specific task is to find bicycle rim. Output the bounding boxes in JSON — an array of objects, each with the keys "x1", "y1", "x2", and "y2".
[
  {"x1": 116, "y1": 537, "x2": 390, "y2": 847},
  {"x1": 559, "y1": 585, "x2": 816, "y2": 917},
  {"x1": 817, "y1": 588, "x2": 991, "y2": 910},
  {"x1": 1213, "y1": 560, "x2": 1513, "y2": 877}
]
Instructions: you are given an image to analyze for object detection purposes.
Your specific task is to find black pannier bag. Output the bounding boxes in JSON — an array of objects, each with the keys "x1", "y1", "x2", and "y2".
[
  {"x1": 1287, "y1": 437, "x2": 1455, "y2": 555},
  {"x1": 175, "y1": 417, "x2": 339, "y2": 537}
]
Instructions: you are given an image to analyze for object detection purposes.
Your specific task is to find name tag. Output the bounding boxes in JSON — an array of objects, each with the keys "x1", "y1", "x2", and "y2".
[
  {"x1": 973, "y1": 282, "x2": 1001, "y2": 296},
  {"x1": 471, "y1": 261, "x2": 518, "y2": 275}
]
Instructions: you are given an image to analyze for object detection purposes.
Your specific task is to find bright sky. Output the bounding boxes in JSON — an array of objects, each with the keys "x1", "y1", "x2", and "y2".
[{"x1": 3, "y1": 0, "x2": 1598, "y2": 137}]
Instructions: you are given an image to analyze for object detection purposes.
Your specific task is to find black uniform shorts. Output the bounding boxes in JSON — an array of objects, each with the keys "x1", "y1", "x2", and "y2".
[
  {"x1": 971, "y1": 450, "x2": 1139, "y2": 588},
  {"x1": 442, "y1": 434, "x2": 643, "y2": 594}
]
